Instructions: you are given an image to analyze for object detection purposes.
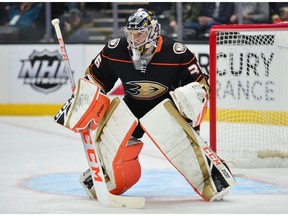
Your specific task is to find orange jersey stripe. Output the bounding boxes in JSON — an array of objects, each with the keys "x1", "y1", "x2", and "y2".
[
  {"x1": 150, "y1": 56, "x2": 196, "y2": 67},
  {"x1": 155, "y1": 36, "x2": 163, "y2": 53},
  {"x1": 101, "y1": 52, "x2": 133, "y2": 64}
]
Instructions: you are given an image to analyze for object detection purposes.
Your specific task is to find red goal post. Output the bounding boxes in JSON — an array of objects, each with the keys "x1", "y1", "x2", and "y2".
[{"x1": 209, "y1": 23, "x2": 288, "y2": 167}]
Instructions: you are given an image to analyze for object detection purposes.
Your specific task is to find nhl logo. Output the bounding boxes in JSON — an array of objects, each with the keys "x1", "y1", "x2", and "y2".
[{"x1": 18, "y1": 49, "x2": 71, "y2": 94}]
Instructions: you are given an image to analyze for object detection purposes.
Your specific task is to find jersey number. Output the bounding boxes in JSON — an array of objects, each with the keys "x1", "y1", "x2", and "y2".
[
  {"x1": 188, "y1": 62, "x2": 201, "y2": 75},
  {"x1": 94, "y1": 54, "x2": 102, "y2": 68}
]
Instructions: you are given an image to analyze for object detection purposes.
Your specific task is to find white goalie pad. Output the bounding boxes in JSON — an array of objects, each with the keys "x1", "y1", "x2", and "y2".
[
  {"x1": 140, "y1": 99, "x2": 236, "y2": 201},
  {"x1": 94, "y1": 97, "x2": 143, "y2": 194}
]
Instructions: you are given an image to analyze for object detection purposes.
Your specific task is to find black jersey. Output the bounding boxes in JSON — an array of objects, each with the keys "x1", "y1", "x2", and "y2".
[{"x1": 86, "y1": 35, "x2": 209, "y2": 138}]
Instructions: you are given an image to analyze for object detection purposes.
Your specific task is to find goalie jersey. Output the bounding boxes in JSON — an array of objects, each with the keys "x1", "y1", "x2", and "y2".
[{"x1": 85, "y1": 35, "x2": 209, "y2": 138}]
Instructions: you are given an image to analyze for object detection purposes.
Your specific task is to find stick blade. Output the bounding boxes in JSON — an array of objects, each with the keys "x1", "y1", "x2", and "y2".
[{"x1": 109, "y1": 194, "x2": 145, "y2": 209}]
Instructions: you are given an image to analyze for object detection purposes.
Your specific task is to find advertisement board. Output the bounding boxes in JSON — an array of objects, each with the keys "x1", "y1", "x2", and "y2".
[{"x1": 0, "y1": 43, "x2": 209, "y2": 115}]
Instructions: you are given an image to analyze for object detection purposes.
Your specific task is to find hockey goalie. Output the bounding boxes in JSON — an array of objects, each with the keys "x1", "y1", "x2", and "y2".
[{"x1": 54, "y1": 8, "x2": 236, "y2": 202}]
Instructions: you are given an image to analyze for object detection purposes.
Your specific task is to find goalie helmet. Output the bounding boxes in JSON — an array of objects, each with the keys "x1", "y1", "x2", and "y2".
[{"x1": 124, "y1": 8, "x2": 161, "y2": 57}]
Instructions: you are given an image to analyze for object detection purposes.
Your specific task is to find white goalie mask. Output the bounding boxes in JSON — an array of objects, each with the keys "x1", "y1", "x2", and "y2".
[{"x1": 124, "y1": 8, "x2": 161, "y2": 60}]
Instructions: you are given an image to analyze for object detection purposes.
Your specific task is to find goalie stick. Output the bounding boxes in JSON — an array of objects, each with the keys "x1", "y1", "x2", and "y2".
[{"x1": 51, "y1": 18, "x2": 145, "y2": 209}]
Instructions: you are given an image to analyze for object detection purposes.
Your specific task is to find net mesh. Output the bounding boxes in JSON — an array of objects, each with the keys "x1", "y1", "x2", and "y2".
[{"x1": 214, "y1": 29, "x2": 288, "y2": 167}]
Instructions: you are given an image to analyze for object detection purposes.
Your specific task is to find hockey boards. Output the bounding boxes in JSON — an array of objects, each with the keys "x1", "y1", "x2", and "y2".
[{"x1": 140, "y1": 99, "x2": 236, "y2": 201}]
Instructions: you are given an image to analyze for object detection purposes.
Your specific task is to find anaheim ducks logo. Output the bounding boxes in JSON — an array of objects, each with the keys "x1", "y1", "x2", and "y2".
[{"x1": 126, "y1": 80, "x2": 168, "y2": 100}]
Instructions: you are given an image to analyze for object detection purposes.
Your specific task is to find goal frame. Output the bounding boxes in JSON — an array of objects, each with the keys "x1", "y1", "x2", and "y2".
[{"x1": 209, "y1": 23, "x2": 288, "y2": 153}]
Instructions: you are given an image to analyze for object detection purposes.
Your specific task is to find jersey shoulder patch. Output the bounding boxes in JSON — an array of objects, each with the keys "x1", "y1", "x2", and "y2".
[
  {"x1": 173, "y1": 42, "x2": 187, "y2": 54},
  {"x1": 108, "y1": 38, "x2": 120, "y2": 49}
]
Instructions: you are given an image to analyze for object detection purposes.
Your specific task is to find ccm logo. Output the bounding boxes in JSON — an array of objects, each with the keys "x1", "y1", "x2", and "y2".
[
  {"x1": 58, "y1": 38, "x2": 68, "y2": 60},
  {"x1": 82, "y1": 130, "x2": 103, "y2": 182},
  {"x1": 203, "y1": 146, "x2": 222, "y2": 165}
]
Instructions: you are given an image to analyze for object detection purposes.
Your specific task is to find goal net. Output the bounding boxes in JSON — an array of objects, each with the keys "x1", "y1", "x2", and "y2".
[{"x1": 209, "y1": 24, "x2": 288, "y2": 168}]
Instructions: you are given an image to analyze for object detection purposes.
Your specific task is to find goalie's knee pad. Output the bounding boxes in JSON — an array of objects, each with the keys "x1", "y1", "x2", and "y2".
[
  {"x1": 80, "y1": 138, "x2": 143, "y2": 199},
  {"x1": 109, "y1": 137, "x2": 143, "y2": 195}
]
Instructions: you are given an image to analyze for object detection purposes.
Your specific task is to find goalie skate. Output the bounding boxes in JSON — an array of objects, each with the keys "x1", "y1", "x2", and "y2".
[
  {"x1": 80, "y1": 168, "x2": 97, "y2": 199},
  {"x1": 80, "y1": 165, "x2": 110, "y2": 200}
]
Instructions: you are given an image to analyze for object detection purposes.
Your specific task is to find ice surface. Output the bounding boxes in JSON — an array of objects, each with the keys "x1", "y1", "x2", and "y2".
[{"x1": 0, "y1": 116, "x2": 287, "y2": 214}]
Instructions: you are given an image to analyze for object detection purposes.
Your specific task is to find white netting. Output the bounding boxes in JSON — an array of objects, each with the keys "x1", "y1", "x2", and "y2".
[{"x1": 214, "y1": 28, "x2": 288, "y2": 168}]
